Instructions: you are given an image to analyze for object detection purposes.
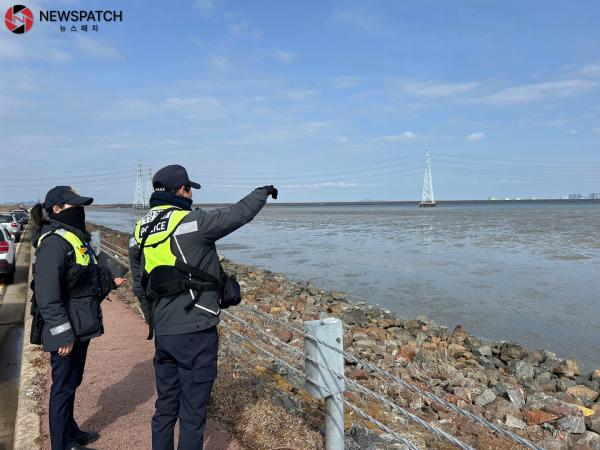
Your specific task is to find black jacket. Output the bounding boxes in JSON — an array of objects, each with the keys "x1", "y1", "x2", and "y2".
[
  {"x1": 33, "y1": 220, "x2": 109, "y2": 352},
  {"x1": 128, "y1": 188, "x2": 268, "y2": 335}
]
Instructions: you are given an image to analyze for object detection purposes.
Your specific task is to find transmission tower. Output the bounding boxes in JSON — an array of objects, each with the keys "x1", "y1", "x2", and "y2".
[
  {"x1": 145, "y1": 165, "x2": 153, "y2": 206},
  {"x1": 133, "y1": 161, "x2": 146, "y2": 209},
  {"x1": 420, "y1": 149, "x2": 437, "y2": 207}
]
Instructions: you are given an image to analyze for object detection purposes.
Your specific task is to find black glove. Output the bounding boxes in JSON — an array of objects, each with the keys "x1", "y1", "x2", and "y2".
[{"x1": 259, "y1": 185, "x2": 278, "y2": 199}]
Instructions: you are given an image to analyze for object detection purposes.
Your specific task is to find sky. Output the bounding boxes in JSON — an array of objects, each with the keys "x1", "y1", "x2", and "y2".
[{"x1": 1, "y1": 0, "x2": 600, "y2": 203}]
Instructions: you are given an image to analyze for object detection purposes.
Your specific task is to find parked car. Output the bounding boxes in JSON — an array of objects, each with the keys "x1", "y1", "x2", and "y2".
[
  {"x1": 0, "y1": 213, "x2": 21, "y2": 242},
  {"x1": 0, "y1": 226, "x2": 16, "y2": 283},
  {"x1": 11, "y1": 209, "x2": 29, "y2": 225}
]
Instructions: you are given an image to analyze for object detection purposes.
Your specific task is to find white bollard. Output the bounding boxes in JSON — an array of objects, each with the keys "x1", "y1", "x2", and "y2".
[{"x1": 304, "y1": 317, "x2": 345, "y2": 450}]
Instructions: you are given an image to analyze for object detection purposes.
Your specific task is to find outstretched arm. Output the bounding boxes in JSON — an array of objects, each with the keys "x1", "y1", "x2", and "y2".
[{"x1": 194, "y1": 186, "x2": 276, "y2": 242}]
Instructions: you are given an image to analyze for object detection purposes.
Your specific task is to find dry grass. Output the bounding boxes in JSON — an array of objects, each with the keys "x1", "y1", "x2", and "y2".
[{"x1": 209, "y1": 342, "x2": 324, "y2": 450}]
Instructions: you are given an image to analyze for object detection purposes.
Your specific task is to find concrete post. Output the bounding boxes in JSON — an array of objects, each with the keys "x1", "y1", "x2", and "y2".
[
  {"x1": 90, "y1": 230, "x2": 101, "y2": 254},
  {"x1": 304, "y1": 317, "x2": 345, "y2": 450}
]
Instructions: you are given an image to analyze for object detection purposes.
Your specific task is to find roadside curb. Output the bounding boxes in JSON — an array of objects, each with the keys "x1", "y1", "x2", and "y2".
[{"x1": 13, "y1": 242, "x2": 45, "y2": 450}]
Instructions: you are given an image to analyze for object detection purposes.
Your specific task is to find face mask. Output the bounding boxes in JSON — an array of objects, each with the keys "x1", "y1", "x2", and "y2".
[{"x1": 52, "y1": 206, "x2": 86, "y2": 232}]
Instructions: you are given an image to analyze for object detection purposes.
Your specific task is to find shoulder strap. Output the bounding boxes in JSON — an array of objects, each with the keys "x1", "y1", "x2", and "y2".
[
  {"x1": 174, "y1": 259, "x2": 220, "y2": 286},
  {"x1": 36, "y1": 230, "x2": 56, "y2": 248},
  {"x1": 139, "y1": 207, "x2": 177, "y2": 249}
]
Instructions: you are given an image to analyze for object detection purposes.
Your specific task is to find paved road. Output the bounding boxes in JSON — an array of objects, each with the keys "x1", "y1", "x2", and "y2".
[
  {"x1": 0, "y1": 228, "x2": 30, "y2": 450},
  {"x1": 41, "y1": 293, "x2": 243, "y2": 449}
]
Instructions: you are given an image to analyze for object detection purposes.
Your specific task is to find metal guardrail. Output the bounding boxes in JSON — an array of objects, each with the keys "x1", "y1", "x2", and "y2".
[{"x1": 101, "y1": 236, "x2": 545, "y2": 450}]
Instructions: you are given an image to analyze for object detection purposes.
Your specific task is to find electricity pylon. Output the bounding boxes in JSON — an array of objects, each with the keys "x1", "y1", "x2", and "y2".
[
  {"x1": 133, "y1": 161, "x2": 146, "y2": 209},
  {"x1": 420, "y1": 149, "x2": 437, "y2": 207},
  {"x1": 145, "y1": 165, "x2": 153, "y2": 205}
]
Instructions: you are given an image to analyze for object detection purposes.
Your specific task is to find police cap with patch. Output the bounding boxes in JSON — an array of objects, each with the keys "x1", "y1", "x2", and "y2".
[
  {"x1": 44, "y1": 186, "x2": 94, "y2": 209},
  {"x1": 152, "y1": 165, "x2": 201, "y2": 191}
]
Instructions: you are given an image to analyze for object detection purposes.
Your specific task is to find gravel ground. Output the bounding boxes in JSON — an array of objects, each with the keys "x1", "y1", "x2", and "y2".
[{"x1": 40, "y1": 294, "x2": 243, "y2": 450}]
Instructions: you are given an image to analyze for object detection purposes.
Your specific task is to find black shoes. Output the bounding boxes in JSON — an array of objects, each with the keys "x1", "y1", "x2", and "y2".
[
  {"x1": 73, "y1": 430, "x2": 100, "y2": 446},
  {"x1": 68, "y1": 445, "x2": 97, "y2": 450}
]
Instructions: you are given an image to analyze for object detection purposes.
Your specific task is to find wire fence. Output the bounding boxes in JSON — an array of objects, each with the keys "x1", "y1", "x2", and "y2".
[{"x1": 100, "y1": 236, "x2": 545, "y2": 450}]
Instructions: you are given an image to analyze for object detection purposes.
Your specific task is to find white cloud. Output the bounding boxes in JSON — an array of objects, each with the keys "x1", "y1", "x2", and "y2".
[
  {"x1": 76, "y1": 35, "x2": 122, "y2": 59},
  {"x1": 466, "y1": 132, "x2": 485, "y2": 141},
  {"x1": 285, "y1": 89, "x2": 319, "y2": 100},
  {"x1": 333, "y1": 11, "x2": 378, "y2": 31},
  {"x1": 228, "y1": 21, "x2": 262, "y2": 39},
  {"x1": 107, "y1": 96, "x2": 223, "y2": 120},
  {"x1": 567, "y1": 129, "x2": 578, "y2": 136},
  {"x1": 0, "y1": 36, "x2": 71, "y2": 63},
  {"x1": 193, "y1": 0, "x2": 215, "y2": 14},
  {"x1": 272, "y1": 49, "x2": 295, "y2": 63},
  {"x1": 593, "y1": 127, "x2": 600, "y2": 135},
  {"x1": 403, "y1": 81, "x2": 478, "y2": 98},
  {"x1": 336, "y1": 136, "x2": 350, "y2": 144},
  {"x1": 374, "y1": 131, "x2": 417, "y2": 143},
  {"x1": 163, "y1": 96, "x2": 223, "y2": 119},
  {"x1": 332, "y1": 76, "x2": 359, "y2": 89},
  {"x1": 208, "y1": 55, "x2": 230, "y2": 70},
  {"x1": 468, "y1": 79, "x2": 596, "y2": 105},
  {"x1": 580, "y1": 64, "x2": 600, "y2": 77}
]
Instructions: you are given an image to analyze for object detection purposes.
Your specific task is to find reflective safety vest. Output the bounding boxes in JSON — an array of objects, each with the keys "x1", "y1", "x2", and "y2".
[
  {"x1": 133, "y1": 205, "x2": 220, "y2": 302},
  {"x1": 37, "y1": 228, "x2": 96, "y2": 267},
  {"x1": 133, "y1": 205, "x2": 190, "y2": 276}
]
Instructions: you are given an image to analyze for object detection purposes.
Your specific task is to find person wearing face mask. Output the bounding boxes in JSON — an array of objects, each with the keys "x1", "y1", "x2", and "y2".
[{"x1": 30, "y1": 186, "x2": 124, "y2": 450}]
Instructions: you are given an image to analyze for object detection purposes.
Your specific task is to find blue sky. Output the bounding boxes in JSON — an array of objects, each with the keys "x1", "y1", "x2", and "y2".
[{"x1": 1, "y1": 0, "x2": 600, "y2": 203}]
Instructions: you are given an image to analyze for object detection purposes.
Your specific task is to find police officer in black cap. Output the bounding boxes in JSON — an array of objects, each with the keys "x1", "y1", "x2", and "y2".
[
  {"x1": 129, "y1": 165, "x2": 277, "y2": 450},
  {"x1": 30, "y1": 186, "x2": 124, "y2": 450}
]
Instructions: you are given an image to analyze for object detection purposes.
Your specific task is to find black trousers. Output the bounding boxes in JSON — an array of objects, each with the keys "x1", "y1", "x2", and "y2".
[
  {"x1": 49, "y1": 340, "x2": 90, "y2": 450},
  {"x1": 152, "y1": 327, "x2": 218, "y2": 450}
]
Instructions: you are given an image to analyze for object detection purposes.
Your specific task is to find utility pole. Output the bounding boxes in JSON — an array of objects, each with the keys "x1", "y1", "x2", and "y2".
[
  {"x1": 133, "y1": 161, "x2": 146, "y2": 209},
  {"x1": 420, "y1": 149, "x2": 437, "y2": 207}
]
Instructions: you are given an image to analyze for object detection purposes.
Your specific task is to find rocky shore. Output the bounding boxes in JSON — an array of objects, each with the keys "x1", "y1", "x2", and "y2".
[{"x1": 89, "y1": 222, "x2": 600, "y2": 449}]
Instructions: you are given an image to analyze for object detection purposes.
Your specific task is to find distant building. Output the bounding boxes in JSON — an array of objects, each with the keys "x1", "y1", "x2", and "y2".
[
  {"x1": 589, "y1": 193, "x2": 600, "y2": 199},
  {"x1": 568, "y1": 194, "x2": 584, "y2": 200}
]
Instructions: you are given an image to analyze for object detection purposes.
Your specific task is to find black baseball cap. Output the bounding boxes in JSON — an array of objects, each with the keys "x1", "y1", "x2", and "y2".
[
  {"x1": 44, "y1": 186, "x2": 94, "y2": 209},
  {"x1": 152, "y1": 164, "x2": 201, "y2": 190}
]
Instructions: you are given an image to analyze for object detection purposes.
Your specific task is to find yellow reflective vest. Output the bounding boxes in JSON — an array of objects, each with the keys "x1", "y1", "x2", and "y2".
[
  {"x1": 133, "y1": 205, "x2": 190, "y2": 276},
  {"x1": 37, "y1": 228, "x2": 96, "y2": 266}
]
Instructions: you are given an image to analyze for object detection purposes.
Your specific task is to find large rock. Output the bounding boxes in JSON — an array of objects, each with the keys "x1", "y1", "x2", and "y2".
[
  {"x1": 556, "y1": 414, "x2": 586, "y2": 434},
  {"x1": 448, "y1": 343, "x2": 466, "y2": 358},
  {"x1": 500, "y1": 341, "x2": 528, "y2": 362},
  {"x1": 412, "y1": 349, "x2": 438, "y2": 365},
  {"x1": 473, "y1": 345, "x2": 493, "y2": 357},
  {"x1": 397, "y1": 345, "x2": 416, "y2": 362},
  {"x1": 566, "y1": 385, "x2": 599, "y2": 403},
  {"x1": 558, "y1": 378, "x2": 578, "y2": 392},
  {"x1": 553, "y1": 358, "x2": 582, "y2": 378},
  {"x1": 508, "y1": 360, "x2": 535, "y2": 380},
  {"x1": 505, "y1": 414, "x2": 527, "y2": 430},
  {"x1": 526, "y1": 392, "x2": 554, "y2": 409},
  {"x1": 589, "y1": 414, "x2": 600, "y2": 434},
  {"x1": 347, "y1": 425, "x2": 398, "y2": 450},
  {"x1": 526, "y1": 409, "x2": 558, "y2": 425},
  {"x1": 543, "y1": 399, "x2": 582, "y2": 418},
  {"x1": 591, "y1": 368, "x2": 600, "y2": 383},
  {"x1": 259, "y1": 279, "x2": 280, "y2": 295},
  {"x1": 475, "y1": 389, "x2": 496, "y2": 407},
  {"x1": 486, "y1": 397, "x2": 521, "y2": 421},
  {"x1": 574, "y1": 431, "x2": 600, "y2": 449},
  {"x1": 342, "y1": 309, "x2": 370, "y2": 327},
  {"x1": 506, "y1": 387, "x2": 525, "y2": 409}
]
